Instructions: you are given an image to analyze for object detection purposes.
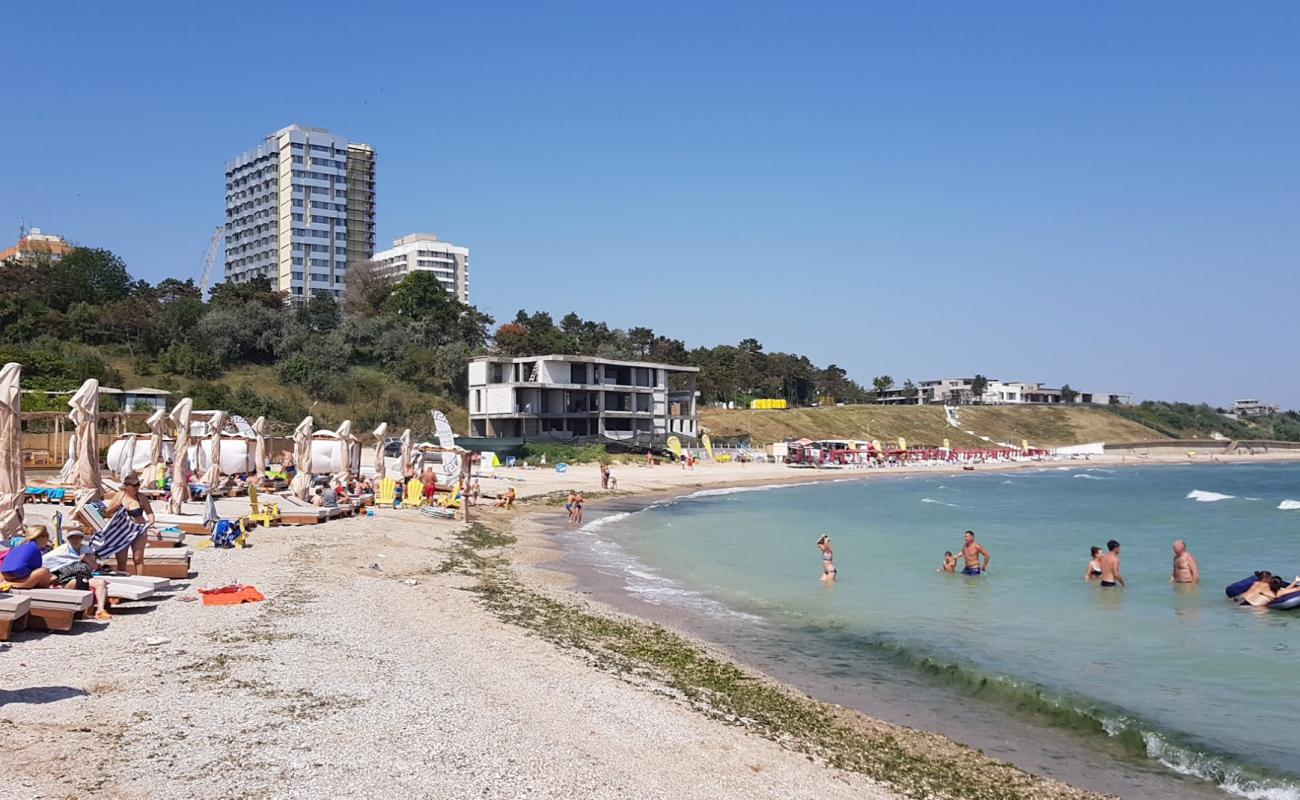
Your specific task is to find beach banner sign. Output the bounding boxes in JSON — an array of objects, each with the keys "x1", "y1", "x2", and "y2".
[
  {"x1": 898, "y1": 436, "x2": 907, "y2": 452},
  {"x1": 942, "y1": 438, "x2": 950, "y2": 450},
  {"x1": 667, "y1": 435, "x2": 683, "y2": 458},
  {"x1": 702, "y1": 433, "x2": 714, "y2": 460}
]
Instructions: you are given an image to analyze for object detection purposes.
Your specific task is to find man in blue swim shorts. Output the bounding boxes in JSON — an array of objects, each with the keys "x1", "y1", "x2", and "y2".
[{"x1": 959, "y1": 530, "x2": 990, "y2": 576}]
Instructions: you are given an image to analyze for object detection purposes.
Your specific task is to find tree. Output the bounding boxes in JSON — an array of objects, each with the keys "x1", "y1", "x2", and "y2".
[
  {"x1": 628, "y1": 327, "x2": 655, "y2": 359},
  {"x1": 1060, "y1": 384, "x2": 1079, "y2": 404},
  {"x1": 51, "y1": 248, "x2": 131, "y2": 308},
  {"x1": 341, "y1": 260, "x2": 395, "y2": 317},
  {"x1": 209, "y1": 276, "x2": 286, "y2": 310},
  {"x1": 872, "y1": 375, "x2": 894, "y2": 396},
  {"x1": 971, "y1": 374, "x2": 989, "y2": 403},
  {"x1": 297, "y1": 291, "x2": 341, "y2": 334},
  {"x1": 902, "y1": 379, "x2": 918, "y2": 402}
]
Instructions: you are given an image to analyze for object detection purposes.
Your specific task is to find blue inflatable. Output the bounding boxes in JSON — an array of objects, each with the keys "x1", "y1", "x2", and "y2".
[
  {"x1": 1225, "y1": 576, "x2": 1256, "y2": 599},
  {"x1": 1268, "y1": 592, "x2": 1300, "y2": 611}
]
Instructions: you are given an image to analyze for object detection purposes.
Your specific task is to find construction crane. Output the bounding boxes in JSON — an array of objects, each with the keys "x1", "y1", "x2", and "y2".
[{"x1": 198, "y1": 226, "x2": 223, "y2": 296}]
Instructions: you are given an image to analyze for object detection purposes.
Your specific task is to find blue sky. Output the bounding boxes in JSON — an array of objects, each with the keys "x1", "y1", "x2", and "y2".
[{"x1": 3, "y1": 2, "x2": 1297, "y2": 406}]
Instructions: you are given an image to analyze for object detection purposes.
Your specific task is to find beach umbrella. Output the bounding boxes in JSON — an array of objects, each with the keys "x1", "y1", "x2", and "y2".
[
  {"x1": 66, "y1": 378, "x2": 103, "y2": 503},
  {"x1": 399, "y1": 428, "x2": 412, "y2": 475},
  {"x1": 289, "y1": 415, "x2": 314, "y2": 500},
  {"x1": 335, "y1": 419, "x2": 357, "y2": 480},
  {"x1": 372, "y1": 422, "x2": 388, "y2": 480},
  {"x1": 117, "y1": 433, "x2": 141, "y2": 482},
  {"x1": 251, "y1": 416, "x2": 267, "y2": 475},
  {"x1": 0, "y1": 363, "x2": 25, "y2": 538},
  {"x1": 200, "y1": 411, "x2": 227, "y2": 487},
  {"x1": 146, "y1": 407, "x2": 167, "y2": 486},
  {"x1": 168, "y1": 398, "x2": 194, "y2": 514}
]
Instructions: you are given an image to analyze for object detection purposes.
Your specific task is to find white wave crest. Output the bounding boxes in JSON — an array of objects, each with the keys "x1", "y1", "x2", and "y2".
[
  {"x1": 1279, "y1": 500, "x2": 1300, "y2": 511},
  {"x1": 1142, "y1": 729, "x2": 1300, "y2": 800},
  {"x1": 1073, "y1": 474, "x2": 1108, "y2": 480},
  {"x1": 920, "y1": 498, "x2": 961, "y2": 508},
  {"x1": 578, "y1": 511, "x2": 633, "y2": 533},
  {"x1": 1187, "y1": 490, "x2": 1236, "y2": 503}
]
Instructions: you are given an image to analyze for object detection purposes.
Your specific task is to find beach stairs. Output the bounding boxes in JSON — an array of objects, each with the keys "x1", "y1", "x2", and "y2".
[
  {"x1": 9, "y1": 588, "x2": 93, "y2": 632},
  {"x1": 0, "y1": 593, "x2": 31, "y2": 640}
]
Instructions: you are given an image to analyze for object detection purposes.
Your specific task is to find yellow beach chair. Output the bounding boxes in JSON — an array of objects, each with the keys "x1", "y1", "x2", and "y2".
[
  {"x1": 247, "y1": 485, "x2": 281, "y2": 527},
  {"x1": 376, "y1": 477, "x2": 397, "y2": 507},
  {"x1": 405, "y1": 477, "x2": 426, "y2": 508}
]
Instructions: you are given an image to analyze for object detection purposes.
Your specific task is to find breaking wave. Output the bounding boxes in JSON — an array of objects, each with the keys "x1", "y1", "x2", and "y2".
[{"x1": 1187, "y1": 490, "x2": 1236, "y2": 503}]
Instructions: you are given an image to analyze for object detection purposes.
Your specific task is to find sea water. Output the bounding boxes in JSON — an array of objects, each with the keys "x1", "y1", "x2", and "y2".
[{"x1": 568, "y1": 463, "x2": 1300, "y2": 799}]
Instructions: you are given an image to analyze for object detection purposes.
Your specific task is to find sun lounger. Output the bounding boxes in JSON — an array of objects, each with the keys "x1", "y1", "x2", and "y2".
[
  {"x1": 138, "y1": 548, "x2": 191, "y2": 579},
  {"x1": 10, "y1": 588, "x2": 93, "y2": 632},
  {"x1": 99, "y1": 573, "x2": 172, "y2": 593},
  {"x1": 276, "y1": 493, "x2": 342, "y2": 524},
  {"x1": 103, "y1": 579, "x2": 156, "y2": 602},
  {"x1": 0, "y1": 593, "x2": 31, "y2": 640},
  {"x1": 152, "y1": 513, "x2": 208, "y2": 535}
]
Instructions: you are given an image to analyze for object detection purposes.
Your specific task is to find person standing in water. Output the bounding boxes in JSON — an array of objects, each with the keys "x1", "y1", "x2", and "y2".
[
  {"x1": 1099, "y1": 539, "x2": 1125, "y2": 588},
  {"x1": 1171, "y1": 539, "x2": 1199, "y2": 584},
  {"x1": 1084, "y1": 546, "x2": 1104, "y2": 582},
  {"x1": 959, "y1": 530, "x2": 990, "y2": 576},
  {"x1": 938, "y1": 551, "x2": 957, "y2": 573},
  {"x1": 816, "y1": 535, "x2": 837, "y2": 581}
]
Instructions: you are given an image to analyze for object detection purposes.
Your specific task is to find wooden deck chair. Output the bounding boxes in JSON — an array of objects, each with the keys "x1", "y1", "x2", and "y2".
[
  {"x1": 375, "y1": 477, "x2": 397, "y2": 507},
  {"x1": 247, "y1": 485, "x2": 281, "y2": 527},
  {"x1": 405, "y1": 477, "x2": 426, "y2": 508}
]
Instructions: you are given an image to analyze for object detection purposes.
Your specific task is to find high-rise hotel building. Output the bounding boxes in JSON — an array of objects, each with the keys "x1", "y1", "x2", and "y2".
[{"x1": 224, "y1": 125, "x2": 375, "y2": 302}]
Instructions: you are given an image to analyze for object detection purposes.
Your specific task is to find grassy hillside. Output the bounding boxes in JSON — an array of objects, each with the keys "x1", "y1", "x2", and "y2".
[{"x1": 700, "y1": 405, "x2": 1166, "y2": 448}]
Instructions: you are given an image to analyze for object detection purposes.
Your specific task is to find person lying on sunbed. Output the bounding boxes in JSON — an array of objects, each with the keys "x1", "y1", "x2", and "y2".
[
  {"x1": 43, "y1": 527, "x2": 111, "y2": 620},
  {"x1": 0, "y1": 526, "x2": 54, "y2": 590}
]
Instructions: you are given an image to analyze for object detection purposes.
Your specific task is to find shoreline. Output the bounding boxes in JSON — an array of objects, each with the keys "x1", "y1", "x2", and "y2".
[{"x1": 503, "y1": 457, "x2": 1300, "y2": 799}]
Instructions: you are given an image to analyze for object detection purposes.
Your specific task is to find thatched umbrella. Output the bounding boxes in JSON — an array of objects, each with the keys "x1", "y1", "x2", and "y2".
[
  {"x1": 372, "y1": 422, "x2": 388, "y2": 480},
  {"x1": 0, "y1": 363, "x2": 25, "y2": 537},
  {"x1": 146, "y1": 407, "x2": 167, "y2": 486},
  {"x1": 289, "y1": 415, "x2": 314, "y2": 500},
  {"x1": 399, "y1": 428, "x2": 413, "y2": 477},
  {"x1": 168, "y1": 398, "x2": 194, "y2": 514},
  {"x1": 251, "y1": 416, "x2": 267, "y2": 476},
  {"x1": 67, "y1": 378, "x2": 103, "y2": 503},
  {"x1": 200, "y1": 411, "x2": 227, "y2": 487}
]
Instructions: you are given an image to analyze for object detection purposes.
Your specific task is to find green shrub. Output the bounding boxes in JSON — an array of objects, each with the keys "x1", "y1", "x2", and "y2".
[{"x1": 521, "y1": 442, "x2": 611, "y2": 464}]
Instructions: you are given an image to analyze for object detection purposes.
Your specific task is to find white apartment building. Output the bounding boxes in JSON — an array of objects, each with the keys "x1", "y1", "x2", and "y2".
[
  {"x1": 876, "y1": 377, "x2": 1129, "y2": 406},
  {"x1": 467, "y1": 355, "x2": 699, "y2": 442},
  {"x1": 224, "y1": 124, "x2": 376, "y2": 303},
  {"x1": 372, "y1": 233, "x2": 470, "y2": 303}
]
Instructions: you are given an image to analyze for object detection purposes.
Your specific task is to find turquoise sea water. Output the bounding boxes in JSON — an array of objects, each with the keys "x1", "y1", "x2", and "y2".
[{"x1": 574, "y1": 463, "x2": 1300, "y2": 799}]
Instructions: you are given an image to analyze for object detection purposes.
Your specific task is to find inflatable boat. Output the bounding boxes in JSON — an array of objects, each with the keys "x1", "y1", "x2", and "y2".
[{"x1": 1225, "y1": 575, "x2": 1300, "y2": 610}]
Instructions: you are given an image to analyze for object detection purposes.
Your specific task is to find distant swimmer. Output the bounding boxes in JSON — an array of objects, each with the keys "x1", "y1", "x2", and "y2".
[
  {"x1": 938, "y1": 551, "x2": 957, "y2": 573},
  {"x1": 959, "y1": 530, "x2": 990, "y2": 576},
  {"x1": 1084, "y1": 546, "x2": 1104, "y2": 582},
  {"x1": 1099, "y1": 540, "x2": 1125, "y2": 588},
  {"x1": 817, "y1": 534, "x2": 837, "y2": 581},
  {"x1": 1171, "y1": 539, "x2": 1200, "y2": 584}
]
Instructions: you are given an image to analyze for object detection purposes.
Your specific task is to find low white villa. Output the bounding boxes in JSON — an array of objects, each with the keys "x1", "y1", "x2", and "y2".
[{"x1": 467, "y1": 355, "x2": 699, "y2": 442}]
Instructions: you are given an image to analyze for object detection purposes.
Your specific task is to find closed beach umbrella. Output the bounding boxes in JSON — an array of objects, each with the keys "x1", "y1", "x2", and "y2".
[
  {"x1": 335, "y1": 419, "x2": 356, "y2": 480},
  {"x1": 203, "y1": 492, "x2": 219, "y2": 530},
  {"x1": 146, "y1": 407, "x2": 167, "y2": 484},
  {"x1": 399, "y1": 428, "x2": 412, "y2": 475},
  {"x1": 372, "y1": 422, "x2": 388, "y2": 480},
  {"x1": 0, "y1": 363, "x2": 25, "y2": 537},
  {"x1": 67, "y1": 378, "x2": 103, "y2": 503},
  {"x1": 251, "y1": 416, "x2": 267, "y2": 475},
  {"x1": 290, "y1": 415, "x2": 314, "y2": 500},
  {"x1": 168, "y1": 398, "x2": 194, "y2": 514},
  {"x1": 201, "y1": 411, "x2": 227, "y2": 486}
]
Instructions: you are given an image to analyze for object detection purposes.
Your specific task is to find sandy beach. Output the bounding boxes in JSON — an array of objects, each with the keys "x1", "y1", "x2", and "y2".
[{"x1": 5, "y1": 450, "x2": 1298, "y2": 799}]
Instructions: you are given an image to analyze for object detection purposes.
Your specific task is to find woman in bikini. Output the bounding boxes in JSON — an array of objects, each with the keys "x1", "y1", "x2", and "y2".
[
  {"x1": 817, "y1": 534, "x2": 837, "y2": 581},
  {"x1": 1084, "y1": 546, "x2": 1104, "y2": 582},
  {"x1": 103, "y1": 472, "x2": 156, "y2": 574}
]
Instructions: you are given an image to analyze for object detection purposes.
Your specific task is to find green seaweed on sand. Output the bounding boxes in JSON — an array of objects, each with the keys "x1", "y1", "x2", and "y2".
[{"x1": 447, "y1": 522, "x2": 1106, "y2": 800}]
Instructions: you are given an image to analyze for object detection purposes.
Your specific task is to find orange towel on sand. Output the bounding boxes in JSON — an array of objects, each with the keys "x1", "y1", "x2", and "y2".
[{"x1": 198, "y1": 584, "x2": 266, "y2": 606}]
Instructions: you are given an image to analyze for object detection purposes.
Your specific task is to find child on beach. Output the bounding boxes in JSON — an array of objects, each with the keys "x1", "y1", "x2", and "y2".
[{"x1": 939, "y1": 551, "x2": 957, "y2": 573}]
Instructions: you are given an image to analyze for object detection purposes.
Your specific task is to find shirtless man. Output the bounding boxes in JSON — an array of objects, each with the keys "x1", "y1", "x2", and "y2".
[
  {"x1": 959, "y1": 530, "x2": 990, "y2": 576},
  {"x1": 1099, "y1": 539, "x2": 1125, "y2": 588},
  {"x1": 1171, "y1": 539, "x2": 1199, "y2": 584}
]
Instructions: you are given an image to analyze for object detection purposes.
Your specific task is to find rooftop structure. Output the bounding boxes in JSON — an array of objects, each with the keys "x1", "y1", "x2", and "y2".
[
  {"x1": 0, "y1": 227, "x2": 75, "y2": 263},
  {"x1": 372, "y1": 233, "x2": 470, "y2": 302},
  {"x1": 467, "y1": 355, "x2": 699, "y2": 444},
  {"x1": 224, "y1": 124, "x2": 376, "y2": 303},
  {"x1": 1231, "y1": 399, "x2": 1279, "y2": 418}
]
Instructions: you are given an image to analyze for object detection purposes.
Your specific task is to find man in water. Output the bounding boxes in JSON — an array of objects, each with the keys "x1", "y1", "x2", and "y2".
[
  {"x1": 1171, "y1": 539, "x2": 1199, "y2": 584},
  {"x1": 1099, "y1": 539, "x2": 1125, "y2": 587},
  {"x1": 959, "y1": 530, "x2": 990, "y2": 576}
]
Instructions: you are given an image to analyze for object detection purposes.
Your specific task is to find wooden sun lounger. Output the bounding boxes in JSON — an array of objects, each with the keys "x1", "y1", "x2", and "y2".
[
  {"x1": 104, "y1": 579, "x2": 156, "y2": 602},
  {"x1": 139, "y1": 548, "x2": 191, "y2": 579},
  {"x1": 99, "y1": 573, "x2": 172, "y2": 593},
  {"x1": 11, "y1": 588, "x2": 93, "y2": 632},
  {"x1": 152, "y1": 513, "x2": 208, "y2": 535},
  {"x1": 0, "y1": 593, "x2": 31, "y2": 640},
  {"x1": 274, "y1": 494, "x2": 340, "y2": 524}
]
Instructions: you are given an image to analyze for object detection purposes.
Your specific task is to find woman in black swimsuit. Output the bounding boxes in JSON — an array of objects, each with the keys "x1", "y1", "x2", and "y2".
[
  {"x1": 1084, "y1": 546, "x2": 1103, "y2": 582},
  {"x1": 104, "y1": 473, "x2": 156, "y2": 574}
]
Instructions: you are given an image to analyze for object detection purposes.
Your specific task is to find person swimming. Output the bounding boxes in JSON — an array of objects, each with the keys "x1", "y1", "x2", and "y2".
[
  {"x1": 938, "y1": 551, "x2": 957, "y2": 573},
  {"x1": 1085, "y1": 546, "x2": 1103, "y2": 582},
  {"x1": 817, "y1": 534, "x2": 837, "y2": 581}
]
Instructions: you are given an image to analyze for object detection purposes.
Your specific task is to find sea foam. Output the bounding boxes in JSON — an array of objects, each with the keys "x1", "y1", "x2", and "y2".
[
  {"x1": 920, "y1": 497, "x2": 961, "y2": 508},
  {"x1": 1279, "y1": 500, "x2": 1300, "y2": 511},
  {"x1": 1187, "y1": 490, "x2": 1236, "y2": 503}
]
